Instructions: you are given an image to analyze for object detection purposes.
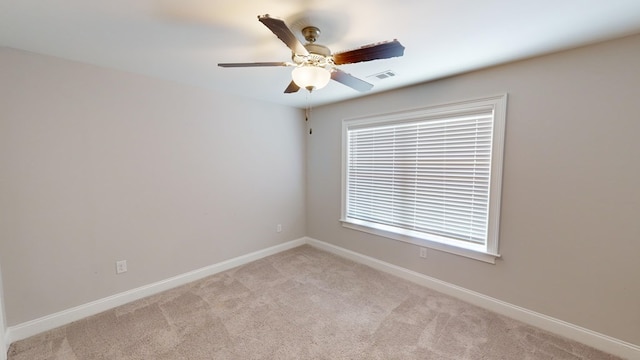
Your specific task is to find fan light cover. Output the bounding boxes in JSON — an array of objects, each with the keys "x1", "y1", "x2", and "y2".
[{"x1": 292, "y1": 66, "x2": 331, "y2": 91}]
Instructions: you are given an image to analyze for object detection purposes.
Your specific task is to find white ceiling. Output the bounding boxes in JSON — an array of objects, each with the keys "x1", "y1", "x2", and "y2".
[{"x1": 2, "y1": 0, "x2": 640, "y2": 109}]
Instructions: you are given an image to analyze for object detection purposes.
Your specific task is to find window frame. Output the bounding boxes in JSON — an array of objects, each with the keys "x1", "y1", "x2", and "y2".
[{"x1": 340, "y1": 94, "x2": 507, "y2": 263}]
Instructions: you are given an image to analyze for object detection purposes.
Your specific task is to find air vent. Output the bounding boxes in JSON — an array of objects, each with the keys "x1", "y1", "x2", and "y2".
[{"x1": 368, "y1": 70, "x2": 397, "y2": 80}]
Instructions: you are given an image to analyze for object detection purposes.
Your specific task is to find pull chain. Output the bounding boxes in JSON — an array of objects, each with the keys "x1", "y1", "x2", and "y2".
[{"x1": 305, "y1": 91, "x2": 313, "y2": 135}]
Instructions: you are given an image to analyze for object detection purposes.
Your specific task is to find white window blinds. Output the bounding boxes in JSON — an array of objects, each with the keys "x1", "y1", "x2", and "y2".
[{"x1": 345, "y1": 111, "x2": 494, "y2": 246}]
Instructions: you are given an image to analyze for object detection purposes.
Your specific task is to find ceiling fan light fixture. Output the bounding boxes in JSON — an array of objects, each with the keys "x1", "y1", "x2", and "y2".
[
  {"x1": 292, "y1": 65, "x2": 331, "y2": 92},
  {"x1": 220, "y1": 14, "x2": 403, "y2": 94}
]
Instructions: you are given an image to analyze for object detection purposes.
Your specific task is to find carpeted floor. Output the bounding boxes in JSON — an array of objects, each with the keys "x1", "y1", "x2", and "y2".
[{"x1": 8, "y1": 245, "x2": 621, "y2": 359}]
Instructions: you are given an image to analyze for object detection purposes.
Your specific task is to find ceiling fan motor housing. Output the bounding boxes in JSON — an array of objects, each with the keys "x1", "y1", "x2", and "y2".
[
  {"x1": 295, "y1": 26, "x2": 333, "y2": 68},
  {"x1": 304, "y1": 43, "x2": 331, "y2": 57}
]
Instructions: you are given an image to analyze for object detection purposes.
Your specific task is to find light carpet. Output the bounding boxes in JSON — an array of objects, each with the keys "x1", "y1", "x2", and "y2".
[{"x1": 8, "y1": 245, "x2": 621, "y2": 359}]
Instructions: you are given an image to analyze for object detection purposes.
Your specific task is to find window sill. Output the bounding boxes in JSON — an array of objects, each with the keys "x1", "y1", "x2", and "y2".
[{"x1": 340, "y1": 219, "x2": 500, "y2": 264}]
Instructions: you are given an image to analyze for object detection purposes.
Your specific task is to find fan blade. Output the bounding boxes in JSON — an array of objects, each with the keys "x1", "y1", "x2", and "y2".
[
  {"x1": 218, "y1": 62, "x2": 289, "y2": 68},
  {"x1": 333, "y1": 40, "x2": 405, "y2": 65},
  {"x1": 331, "y1": 69, "x2": 373, "y2": 92},
  {"x1": 258, "y1": 14, "x2": 309, "y2": 56},
  {"x1": 284, "y1": 81, "x2": 300, "y2": 93}
]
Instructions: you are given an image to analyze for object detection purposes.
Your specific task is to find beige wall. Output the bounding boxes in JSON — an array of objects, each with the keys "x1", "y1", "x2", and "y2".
[
  {"x1": 307, "y1": 34, "x2": 640, "y2": 345},
  {"x1": 0, "y1": 48, "x2": 306, "y2": 326}
]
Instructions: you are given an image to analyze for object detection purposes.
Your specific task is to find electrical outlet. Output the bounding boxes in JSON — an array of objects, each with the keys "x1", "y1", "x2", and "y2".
[
  {"x1": 116, "y1": 260, "x2": 127, "y2": 274},
  {"x1": 277, "y1": 224, "x2": 282, "y2": 233},
  {"x1": 419, "y1": 247, "x2": 427, "y2": 258}
]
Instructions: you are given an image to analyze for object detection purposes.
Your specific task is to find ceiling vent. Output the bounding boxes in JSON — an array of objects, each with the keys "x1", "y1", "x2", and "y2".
[{"x1": 368, "y1": 70, "x2": 396, "y2": 80}]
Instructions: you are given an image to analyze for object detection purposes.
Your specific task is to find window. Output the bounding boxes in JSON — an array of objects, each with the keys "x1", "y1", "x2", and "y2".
[{"x1": 341, "y1": 94, "x2": 507, "y2": 263}]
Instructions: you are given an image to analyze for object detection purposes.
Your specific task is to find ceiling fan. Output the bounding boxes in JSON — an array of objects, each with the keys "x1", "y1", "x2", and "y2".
[{"x1": 218, "y1": 14, "x2": 405, "y2": 93}]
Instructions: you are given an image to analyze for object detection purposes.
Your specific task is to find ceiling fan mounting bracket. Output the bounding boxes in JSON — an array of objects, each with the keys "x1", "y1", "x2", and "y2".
[{"x1": 302, "y1": 26, "x2": 321, "y2": 43}]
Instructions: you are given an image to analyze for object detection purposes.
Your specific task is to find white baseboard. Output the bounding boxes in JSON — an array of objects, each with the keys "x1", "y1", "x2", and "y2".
[
  {"x1": 305, "y1": 237, "x2": 640, "y2": 360},
  {"x1": 5, "y1": 238, "x2": 306, "y2": 347},
  {"x1": 5, "y1": 237, "x2": 639, "y2": 360}
]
